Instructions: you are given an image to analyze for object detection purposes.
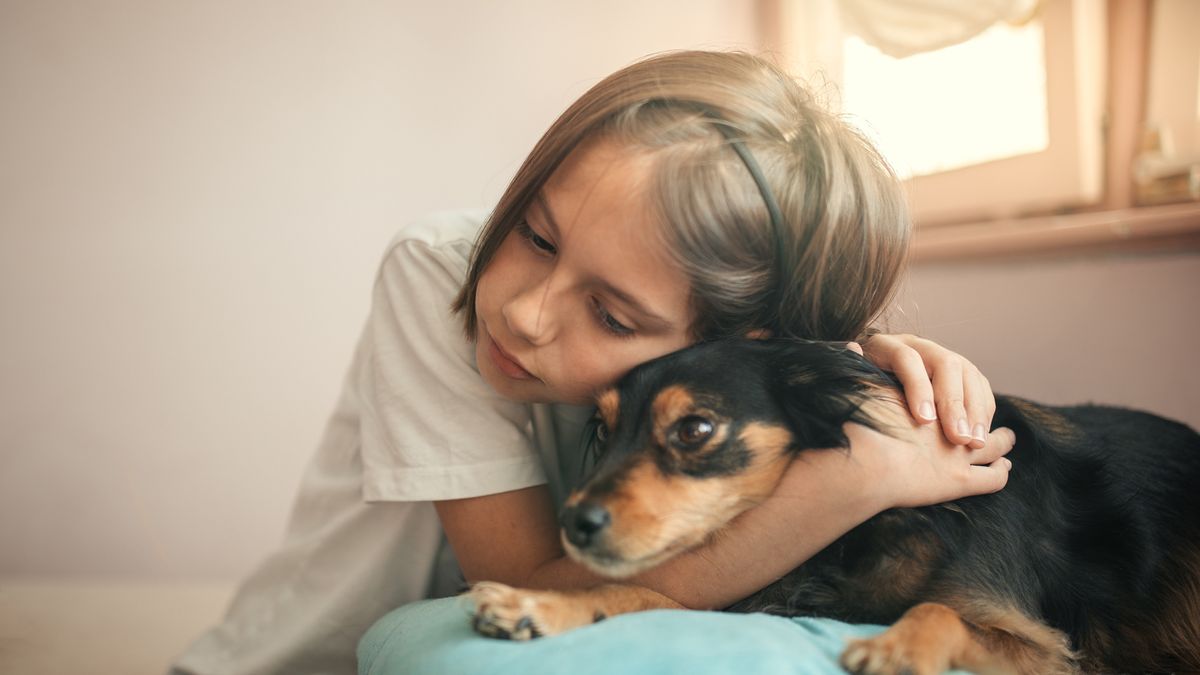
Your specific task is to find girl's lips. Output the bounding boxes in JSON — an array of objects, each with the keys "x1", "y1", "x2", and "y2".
[{"x1": 487, "y1": 335, "x2": 537, "y2": 381}]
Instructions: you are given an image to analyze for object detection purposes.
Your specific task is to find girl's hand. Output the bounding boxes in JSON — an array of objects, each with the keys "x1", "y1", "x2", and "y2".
[
  {"x1": 842, "y1": 413, "x2": 1015, "y2": 510},
  {"x1": 859, "y1": 334, "x2": 995, "y2": 448}
]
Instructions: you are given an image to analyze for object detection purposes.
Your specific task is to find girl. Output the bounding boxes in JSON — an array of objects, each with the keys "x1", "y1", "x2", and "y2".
[{"x1": 173, "y1": 51, "x2": 1013, "y2": 675}]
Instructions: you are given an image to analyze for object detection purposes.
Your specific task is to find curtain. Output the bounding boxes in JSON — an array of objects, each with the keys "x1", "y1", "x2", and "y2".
[{"x1": 838, "y1": 0, "x2": 1041, "y2": 58}]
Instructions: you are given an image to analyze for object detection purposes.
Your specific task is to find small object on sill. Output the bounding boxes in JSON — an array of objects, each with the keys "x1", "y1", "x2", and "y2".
[
  {"x1": 1135, "y1": 164, "x2": 1199, "y2": 206},
  {"x1": 1134, "y1": 125, "x2": 1200, "y2": 206}
]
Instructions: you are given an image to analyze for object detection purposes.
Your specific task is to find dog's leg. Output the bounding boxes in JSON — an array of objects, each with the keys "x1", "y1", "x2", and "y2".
[
  {"x1": 840, "y1": 601, "x2": 1078, "y2": 675},
  {"x1": 468, "y1": 582, "x2": 684, "y2": 640}
]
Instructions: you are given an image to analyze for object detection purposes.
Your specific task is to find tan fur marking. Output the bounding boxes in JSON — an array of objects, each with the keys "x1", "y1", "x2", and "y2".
[
  {"x1": 844, "y1": 600, "x2": 1078, "y2": 675},
  {"x1": 737, "y1": 422, "x2": 793, "y2": 455},
  {"x1": 733, "y1": 423, "x2": 795, "y2": 499},
  {"x1": 1152, "y1": 545, "x2": 1200, "y2": 669},
  {"x1": 951, "y1": 597, "x2": 1078, "y2": 675},
  {"x1": 651, "y1": 385, "x2": 695, "y2": 446},
  {"x1": 843, "y1": 603, "x2": 978, "y2": 675},
  {"x1": 844, "y1": 522, "x2": 941, "y2": 611},
  {"x1": 601, "y1": 460, "x2": 734, "y2": 566},
  {"x1": 1007, "y1": 397, "x2": 1082, "y2": 443},
  {"x1": 652, "y1": 385, "x2": 694, "y2": 421},
  {"x1": 583, "y1": 424, "x2": 794, "y2": 575},
  {"x1": 596, "y1": 388, "x2": 619, "y2": 429},
  {"x1": 468, "y1": 582, "x2": 681, "y2": 640}
]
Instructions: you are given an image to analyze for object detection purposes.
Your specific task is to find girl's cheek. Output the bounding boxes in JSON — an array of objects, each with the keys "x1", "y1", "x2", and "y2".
[{"x1": 572, "y1": 349, "x2": 630, "y2": 392}]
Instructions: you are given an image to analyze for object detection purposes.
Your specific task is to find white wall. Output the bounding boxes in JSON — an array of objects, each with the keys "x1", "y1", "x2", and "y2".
[{"x1": 0, "y1": 0, "x2": 759, "y2": 582}]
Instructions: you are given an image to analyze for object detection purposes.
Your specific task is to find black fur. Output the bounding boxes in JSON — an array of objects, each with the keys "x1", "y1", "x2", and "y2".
[{"x1": 584, "y1": 338, "x2": 1200, "y2": 673}]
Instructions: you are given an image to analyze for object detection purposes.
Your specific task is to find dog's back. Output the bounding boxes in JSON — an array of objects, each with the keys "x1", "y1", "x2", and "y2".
[
  {"x1": 987, "y1": 399, "x2": 1200, "y2": 671},
  {"x1": 732, "y1": 372, "x2": 1200, "y2": 672}
]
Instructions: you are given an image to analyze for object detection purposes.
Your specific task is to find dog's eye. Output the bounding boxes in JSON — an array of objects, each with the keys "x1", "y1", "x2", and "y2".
[
  {"x1": 595, "y1": 422, "x2": 609, "y2": 443},
  {"x1": 674, "y1": 416, "x2": 714, "y2": 448}
]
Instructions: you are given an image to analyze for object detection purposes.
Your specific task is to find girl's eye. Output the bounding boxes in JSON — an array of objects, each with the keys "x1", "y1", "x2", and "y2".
[
  {"x1": 590, "y1": 297, "x2": 634, "y2": 338},
  {"x1": 516, "y1": 221, "x2": 556, "y2": 255}
]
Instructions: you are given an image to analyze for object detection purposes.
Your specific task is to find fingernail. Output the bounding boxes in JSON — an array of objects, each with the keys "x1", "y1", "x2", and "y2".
[
  {"x1": 972, "y1": 423, "x2": 986, "y2": 442},
  {"x1": 919, "y1": 402, "x2": 936, "y2": 421},
  {"x1": 1004, "y1": 457, "x2": 1012, "y2": 469},
  {"x1": 956, "y1": 418, "x2": 970, "y2": 438}
]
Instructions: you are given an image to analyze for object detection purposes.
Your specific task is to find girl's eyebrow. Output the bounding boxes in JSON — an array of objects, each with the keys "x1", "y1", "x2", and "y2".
[
  {"x1": 533, "y1": 192, "x2": 672, "y2": 330},
  {"x1": 598, "y1": 280, "x2": 670, "y2": 328},
  {"x1": 532, "y1": 193, "x2": 562, "y2": 240}
]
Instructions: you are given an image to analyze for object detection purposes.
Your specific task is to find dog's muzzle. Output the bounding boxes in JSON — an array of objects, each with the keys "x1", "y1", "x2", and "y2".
[{"x1": 559, "y1": 502, "x2": 611, "y2": 549}]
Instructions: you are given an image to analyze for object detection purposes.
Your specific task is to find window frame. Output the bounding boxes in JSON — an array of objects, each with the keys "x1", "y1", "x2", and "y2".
[{"x1": 758, "y1": 0, "x2": 1200, "y2": 259}]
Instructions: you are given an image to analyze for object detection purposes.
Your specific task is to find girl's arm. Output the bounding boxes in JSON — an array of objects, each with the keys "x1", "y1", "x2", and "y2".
[{"x1": 436, "y1": 417, "x2": 1013, "y2": 610}]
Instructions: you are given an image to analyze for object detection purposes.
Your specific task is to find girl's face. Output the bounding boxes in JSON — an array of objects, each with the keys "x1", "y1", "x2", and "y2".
[{"x1": 475, "y1": 137, "x2": 695, "y2": 405}]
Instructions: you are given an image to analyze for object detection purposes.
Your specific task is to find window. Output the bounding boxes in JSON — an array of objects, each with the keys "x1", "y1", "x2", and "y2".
[
  {"x1": 842, "y1": 20, "x2": 1050, "y2": 179},
  {"x1": 767, "y1": 0, "x2": 1106, "y2": 226},
  {"x1": 1137, "y1": 0, "x2": 1200, "y2": 206}
]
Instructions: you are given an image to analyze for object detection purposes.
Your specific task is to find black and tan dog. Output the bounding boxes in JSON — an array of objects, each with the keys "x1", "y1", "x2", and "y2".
[{"x1": 469, "y1": 338, "x2": 1200, "y2": 674}]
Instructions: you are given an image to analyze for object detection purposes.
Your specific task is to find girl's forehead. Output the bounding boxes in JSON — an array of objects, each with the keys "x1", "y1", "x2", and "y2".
[
  {"x1": 535, "y1": 138, "x2": 693, "y2": 328},
  {"x1": 541, "y1": 138, "x2": 665, "y2": 246}
]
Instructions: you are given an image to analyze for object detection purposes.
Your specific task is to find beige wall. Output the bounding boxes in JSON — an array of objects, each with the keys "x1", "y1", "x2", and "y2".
[
  {"x1": 0, "y1": 0, "x2": 759, "y2": 582},
  {"x1": 901, "y1": 253, "x2": 1199, "y2": 430},
  {"x1": 2, "y1": 1, "x2": 1197, "y2": 589}
]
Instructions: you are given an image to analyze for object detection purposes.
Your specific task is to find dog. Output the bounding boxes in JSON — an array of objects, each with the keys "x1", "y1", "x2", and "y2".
[{"x1": 469, "y1": 338, "x2": 1200, "y2": 674}]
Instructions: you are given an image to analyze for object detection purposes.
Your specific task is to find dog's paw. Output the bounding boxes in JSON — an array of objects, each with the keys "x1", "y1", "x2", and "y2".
[
  {"x1": 840, "y1": 634, "x2": 946, "y2": 675},
  {"x1": 466, "y1": 582, "x2": 599, "y2": 641}
]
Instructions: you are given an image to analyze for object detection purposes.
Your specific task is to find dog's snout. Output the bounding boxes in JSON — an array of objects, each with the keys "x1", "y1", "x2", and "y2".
[{"x1": 560, "y1": 502, "x2": 611, "y2": 549}]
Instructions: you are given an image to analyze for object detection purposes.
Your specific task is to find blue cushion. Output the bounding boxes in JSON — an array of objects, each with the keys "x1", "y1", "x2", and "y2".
[{"x1": 359, "y1": 597, "x2": 973, "y2": 675}]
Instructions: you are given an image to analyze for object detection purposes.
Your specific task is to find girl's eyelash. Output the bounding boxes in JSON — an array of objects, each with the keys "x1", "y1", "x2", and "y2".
[
  {"x1": 516, "y1": 220, "x2": 634, "y2": 339},
  {"x1": 591, "y1": 297, "x2": 635, "y2": 338},
  {"x1": 516, "y1": 221, "x2": 556, "y2": 255}
]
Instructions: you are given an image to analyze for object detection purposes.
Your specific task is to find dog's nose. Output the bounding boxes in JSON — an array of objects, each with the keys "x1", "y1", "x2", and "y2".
[{"x1": 560, "y1": 502, "x2": 611, "y2": 549}]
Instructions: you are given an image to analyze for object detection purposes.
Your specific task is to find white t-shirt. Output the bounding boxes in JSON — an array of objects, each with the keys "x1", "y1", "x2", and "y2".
[{"x1": 172, "y1": 210, "x2": 595, "y2": 675}]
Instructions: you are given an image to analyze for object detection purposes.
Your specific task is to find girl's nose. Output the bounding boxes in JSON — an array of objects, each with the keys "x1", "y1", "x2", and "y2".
[{"x1": 502, "y1": 279, "x2": 558, "y2": 346}]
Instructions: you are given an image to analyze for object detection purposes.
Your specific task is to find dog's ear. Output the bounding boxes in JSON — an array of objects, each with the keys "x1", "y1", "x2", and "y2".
[{"x1": 768, "y1": 341, "x2": 894, "y2": 451}]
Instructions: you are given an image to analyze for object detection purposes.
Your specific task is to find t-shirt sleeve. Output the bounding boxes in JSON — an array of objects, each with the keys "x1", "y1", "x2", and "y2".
[{"x1": 354, "y1": 224, "x2": 548, "y2": 502}]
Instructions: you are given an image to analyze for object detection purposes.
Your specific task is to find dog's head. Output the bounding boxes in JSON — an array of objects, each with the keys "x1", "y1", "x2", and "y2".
[{"x1": 560, "y1": 338, "x2": 898, "y2": 578}]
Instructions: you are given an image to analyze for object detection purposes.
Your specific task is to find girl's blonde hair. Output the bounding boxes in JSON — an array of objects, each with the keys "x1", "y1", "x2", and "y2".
[{"x1": 452, "y1": 50, "x2": 909, "y2": 342}]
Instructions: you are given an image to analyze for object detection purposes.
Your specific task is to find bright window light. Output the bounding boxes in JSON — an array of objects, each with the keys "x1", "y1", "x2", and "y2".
[{"x1": 841, "y1": 20, "x2": 1050, "y2": 179}]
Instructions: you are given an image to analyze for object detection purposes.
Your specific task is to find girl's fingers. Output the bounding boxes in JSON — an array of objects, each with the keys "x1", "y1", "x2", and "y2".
[
  {"x1": 888, "y1": 345, "x2": 937, "y2": 424},
  {"x1": 961, "y1": 368, "x2": 994, "y2": 448},
  {"x1": 931, "y1": 357, "x2": 971, "y2": 445},
  {"x1": 862, "y1": 335, "x2": 995, "y2": 440},
  {"x1": 967, "y1": 427, "x2": 1015, "y2": 465},
  {"x1": 967, "y1": 456, "x2": 1011, "y2": 495}
]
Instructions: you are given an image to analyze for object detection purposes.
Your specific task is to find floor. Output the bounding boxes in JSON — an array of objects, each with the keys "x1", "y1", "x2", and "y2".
[{"x1": 0, "y1": 577, "x2": 234, "y2": 675}]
